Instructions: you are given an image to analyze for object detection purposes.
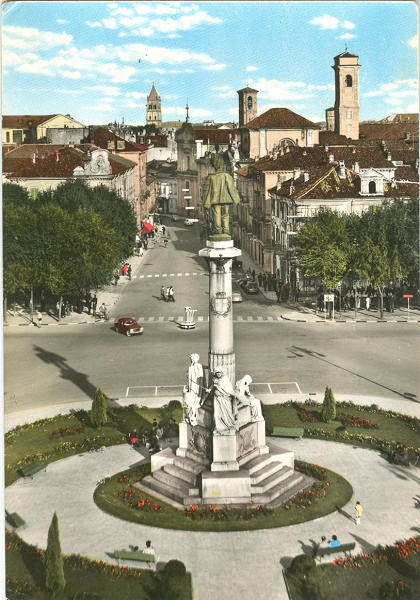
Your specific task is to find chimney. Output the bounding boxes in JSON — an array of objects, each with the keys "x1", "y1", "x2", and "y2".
[
  {"x1": 32, "y1": 152, "x2": 36, "y2": 164},
  {"x1": 405, "y1": 131, "x2": 411, "y2": 140},
  {"x1": 289, "y1": 183, "x2": 295, "y2": 194},
  {"x1": 293, "y1": 167, "x2": 301, "y2": 179},
  {"x1": 276, "y1": 175, "x2": 282, "y2": 190},
  {"x1": 339, "y1": 160, "x2": 346, "y2": 179},
  {"x1": 285, "y1": 145, "x2": 290, "y2": 154},
  {"x1": 416, "y1": 158, "x2": 419, "y2": 170},
  {"x1": 387, "y1": 152, "x2": 392, "y2": 161},
  {"x1": 352, "y1": 146, "x2": 356, "y2": 154},
  {"x1": 56, "y1": 150, "x2": 60, "y2": 162},
  {"x1": 325, "y1": 145, "x2": 329, "y2": 152},
  {"x1": 354, "y1": 162, "x2": 360, "y2": 173},
  {"x1": 329, "y1": 154, "x2": 334, "y2": 163},
  {"x1": 304, "y1": 172, "x2": 309, "y2": 182}
]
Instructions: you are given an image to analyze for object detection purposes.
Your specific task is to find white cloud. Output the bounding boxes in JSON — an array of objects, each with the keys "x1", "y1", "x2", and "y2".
[
  {"x1": 342, "y1": 20, "x2": 355, "y2": 29},
  {"x1": 3, "y1": 51, "x2": 39, "y2": 66},
  {"x1": 56, "y1": 19, "x2": 69, "y2": 24},
  {"x1": 16, "y1": 60, "x2": 54, "y2": 76},
  {"x1": 246, "y1": 65, "x2": 259, "y2": 72},
  {"x1": 204, "y1": 63, "x2": 226, "y2": 71},
  {"x1": 3, "y1": 26, "x2": 73, "y2": 50},
  {"x1": 165, "y1": 105, "x2": 212, "y2": 118},
  {"x1": 406, "y1": 102, "x2": 419, "y2": 112},
  {"x1": 248, "y1": 78, "x2": 316, "y2": 102},
  {"x1": 167, "y1": 33, "x2": 181, "y2": 38},
  {"x1": 212, "y1": 86, "x2": 235, "y2": 98},
  {"x1": 102, "y1": 17, "x2": 118, "y2": 30},
  {"x1": 391, "y1": 89, "x2": 418, "y2": 98},
  {"x1": 59, "y1": 70, "x2": 82, "y2": 79},
  {"x1": 149, "y1": 11, "x2": 222, "y2": 34},
  {"x1": 134, "y1": 3, "x2": 179, "y2": 16},
  {"x1": 116, "y1": 43, "x2": 215, "y2": 66},
  {"x1": 86, "y1": 21, "x2": 103, "y2": 28},
  {"x1": 96, "y1": 63, "x2": 136, "y2": 83},
  {"x1": 337, "y1": 33, "x2": 355, "y2": 40},
  {"x1": 310, "y1": 14, "x2": 339, "y2": 29},
  {"x1": 384, "y1": 98, "x2": 404, "y2": 106},
  {"x1": 408, "y1": 34, "x2": 418, "y2": 49},
  {"x1": 91, "y1": 85, "x2": 122, "y2": 96},
  {"x1": 364, "y1": 91, "x2": 384, "y2": 97},
  {"x1": 307, "y1": 83, "x2": 334, "y2": 91},
  {"x1": 120, "y1": 16, "x2": 148, "y2": 27},
  {"x1": 108, "y1": 6, "x2": 133, "y2": 16},
  {"x1": 89, "y1": 103, "x2": 115, "y2": 111},
  {"x1": 125, "y1": 91, "x2": 147, "y2": 99}
]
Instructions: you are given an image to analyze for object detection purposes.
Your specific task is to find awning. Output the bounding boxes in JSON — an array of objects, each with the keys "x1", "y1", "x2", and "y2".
[{"x1": 141, "y1": 221, "x2": 155, "y2": 235}]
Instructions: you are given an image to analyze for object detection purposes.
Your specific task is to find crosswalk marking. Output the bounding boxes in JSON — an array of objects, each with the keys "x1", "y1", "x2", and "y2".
[
  {"x1": 158, "y1": 316, "x2": 164, "y2": 321},
  {"x1": 147, "y1": 275, "x2": 152, "y2": 278},
  {"x1": 257, "y1": 316, "x2": 263, "y2": 321},
  {"x1": 170, "y1": 273, "x2": 174, "y2": 276},
  {"x1": 162, "y1": 274, "x2": 167, "y2": 277},
  {"x1": 177, "y1": 273, "x2": 182, "y2": 276},
  {"x1": 185, "y1": 273, "x2": 190, "y2": 276},
  {"x1": 247, "y1": 316, "x2": 253, "y2": 321},
  {"x1": 237, "y1": 316, "x2": 243, "y2": 321},
  {"x1": 139, "y1": 275, "x2": 144, "y2": 279},
  {"x1": 267, "y1": 316, "x2": 273, "y2": 321},
  {"x1": 155, "y1": 274, "x2": 160, "y2": 277},
  {"x1": 193, "y1": 273, "x2": 197, "y2": 276}
]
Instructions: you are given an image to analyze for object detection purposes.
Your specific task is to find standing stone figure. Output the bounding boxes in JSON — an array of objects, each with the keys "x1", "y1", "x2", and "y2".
[
  {"x1": 235, "y1": 375, "x2": 263, "y2": 422},
  {"x1": 210, "y1": 366, "x2": 238, "y2": 434},
  {"x1": 183, "y1": 353, "x2": 204, "y2": 426},
  {"x1": 203, "y1": 153, "x2": 242, "y2": 237}
]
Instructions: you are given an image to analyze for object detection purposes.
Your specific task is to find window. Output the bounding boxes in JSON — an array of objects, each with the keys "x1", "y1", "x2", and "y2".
[
  {"x1": 346, "y1": 110, "x2": 353, "y2": 119},
  {"x1": 6, "y1": 131, "x2": 10, "y2": 143},
  {"x1": 149, "y1": 104, "x2": 152, "y2": 109},
  {"x1": 346, "y1": 75, "x2": 353, "y2": 87},
  {"x1": 346, "y1": 124, "x2": 353, "y2": 133},
  {"x1": 247, "y1": 96, "x2": 253, "y2": 109},
  {"x1": 185, "y1": 180, "x2": 190, "y2": 190},
  {"x1": 369, "y1": 181, "x2": 376, "y2": 194}
]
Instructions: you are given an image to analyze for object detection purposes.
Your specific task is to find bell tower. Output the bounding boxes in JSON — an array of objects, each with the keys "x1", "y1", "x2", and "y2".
[
  {"x1": 333, "y1": 51, "x2": 360, "y2": 140},
  {"x1": 237, "y1": 87, "x2": 258, "y2": 126},
  {"x1": 146, "y1": 83, "x2": 162, "y2": 129}
]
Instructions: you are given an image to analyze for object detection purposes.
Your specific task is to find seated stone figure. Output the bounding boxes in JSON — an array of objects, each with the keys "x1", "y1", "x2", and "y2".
[
  {"x1": 182, "y1": 353, "x2": 204, "y2": 426},
  {"x1": 235, "y1": 375, "x2": 263, "y2": 423}
]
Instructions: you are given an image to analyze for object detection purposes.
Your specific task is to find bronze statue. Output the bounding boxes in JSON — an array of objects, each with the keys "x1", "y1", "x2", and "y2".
[{"x1": 203, "y1": 153, "x2": 241, "y2": 238}]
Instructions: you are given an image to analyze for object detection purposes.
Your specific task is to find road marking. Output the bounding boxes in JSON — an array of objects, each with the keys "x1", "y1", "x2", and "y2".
[
  {"x1": 267, "y1": 316, "x2": 273, "y2": 321},
  {"x1": 237, "y1": 316, "x2": 243, "y2": 321},
  {"x1": 170, "y1": 273, "x2": 175, "y2": 276},
  {"x1": 132, "y1": 275, "x2": 137, "y2": 279},
  {"x1": 139, "y1": 275, "x2": 144, "y2": 279},
  {"x1": 247, "y1": 316, "x2": 253, "y2": 321},
  {"x1": 158, "y1": 316, "x2": 164, "y2": 321},
  {"x1": 177, "y1": 316, "x2": 183, "y2": 321},
  {"x1": 147, "y1": 275, "x2": 152, "y2": 278},
  {"x1": 198, "y1": 316, "x2": 203, "y2": 321},
  {"x1": 257, "y1": 316, "x2": 263, "y2": 321},
  {"x1": 193, "y1": 273, "x2": 197, "y2": 276},
  {"x1": 177, "y1": 273, "x2": 182, "y2": 276},
  {"x1": 185, "y1": 273, "x2": 190, "y2": 276},
  {"x1": 162, "y1": 274, "x2": 167, "y2": 277},
  {"x1": 155, "y1": 274, "x2": 160, "y2": 277}
]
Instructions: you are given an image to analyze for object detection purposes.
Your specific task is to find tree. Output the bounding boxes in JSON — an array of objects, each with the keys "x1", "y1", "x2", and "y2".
[
  {"x1": 322, "y1": 386, "x2": 336, "y2": 423},
  {"x1": 45, "y1": 512, "x2": 65, "y2": 594},
  {"x1": 91, "y1": 388, "x2": 108, "y2": 427},
  {"x1": 295, "y1": 210, "x2": 349, "y2": 290}
]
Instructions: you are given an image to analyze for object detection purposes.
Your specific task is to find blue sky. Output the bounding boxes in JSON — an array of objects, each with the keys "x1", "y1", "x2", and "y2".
[{"x1": 3, "y1": 1, "x2": 418, "y2": 126}]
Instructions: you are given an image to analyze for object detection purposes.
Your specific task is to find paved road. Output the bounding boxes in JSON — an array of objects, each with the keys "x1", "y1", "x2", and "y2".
[{"x1": 4, "y1": 222, "x2": 420, "y2": 413}]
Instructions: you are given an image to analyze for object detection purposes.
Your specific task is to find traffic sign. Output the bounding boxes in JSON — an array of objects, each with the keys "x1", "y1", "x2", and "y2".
[
  {"x1": 324, "y1": 294, "x2": 334, "y2": 302},
  {"x1": 403, "y1": 294, "x2": 414, "y2": 298}
]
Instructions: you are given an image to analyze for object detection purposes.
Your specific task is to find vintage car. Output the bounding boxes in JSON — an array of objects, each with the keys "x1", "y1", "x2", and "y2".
[{"x1": 113, "y1": 317, "x2": 144, "y2": 336}]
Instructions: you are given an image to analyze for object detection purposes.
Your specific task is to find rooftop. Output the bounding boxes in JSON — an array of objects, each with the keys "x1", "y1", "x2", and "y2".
[
  {"x1": 3, "y1": 115, "x2": 56, "y2": 129},
  {"x1": 240, "y1": 108, "x2": 320, "y2": 130}
]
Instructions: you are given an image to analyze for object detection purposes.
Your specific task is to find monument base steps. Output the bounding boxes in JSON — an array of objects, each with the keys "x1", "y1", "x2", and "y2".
[
  {"x1": 265, "y1": 474, "x2": 316, "y2": 508},
  {"x1": 164, "y1": 463, "x2": 197, "y2": 485},
  {"x1": 134, "y1": 480, "x2": 186, "y2": 510},
  {"x1": 174, "y1": 455, "x2": 208, "y2": 475}
]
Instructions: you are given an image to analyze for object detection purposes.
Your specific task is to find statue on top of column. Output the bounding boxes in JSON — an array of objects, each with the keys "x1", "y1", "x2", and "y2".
[{"x1": 203, "y1": 153, "x2": 242, "y2": 239}]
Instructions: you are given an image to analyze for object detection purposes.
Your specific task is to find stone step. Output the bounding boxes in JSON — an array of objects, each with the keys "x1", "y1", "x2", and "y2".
[
  {"x1": 266, "y1": 474, "x2": 315, "y2": 508},
  {"x1": 185, "y1": 449, "x2": 209, "y2": 466},
  {"x1": 252, "y1": 473, "x2": 304, "y2": 504},
  {"x1": 250, "y1": 460, "x2": 285, "y2": 485},
  {"x1": 134, "y1": 479, "x2": 185, "y2": 510},
  {"x1": 251, "y1": 466, "x2": 294, "y2": 494},
  {"x1": 174, "y1": 456, "x2": 206, "y2": 475},
  {"x1": 244, "y1": 454, "x2": 275, "y2": 475},
  {"x1": 164, "y1": 463, "x2": 197, "y2": 485},
  {"x1": 138, "y1": 475, "x2": 186, "y2": 505},
  {"x1": 238, "y1": 447, "x2": 262, "y2": 467},
  {"x1": 153, "y1": 469, "x2": 192, "y2": 494}
]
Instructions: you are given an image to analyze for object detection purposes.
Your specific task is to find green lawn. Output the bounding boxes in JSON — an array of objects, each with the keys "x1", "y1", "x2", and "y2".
[
  {"x1": 286, "y1": 541, "x2": 420, "y2": 600},
  {"x1": 6, "y1": 530, "x2": 192, "y2": 600},
  {"x1": 94, "y1": 462, "x2": 353, "y2": 531}
]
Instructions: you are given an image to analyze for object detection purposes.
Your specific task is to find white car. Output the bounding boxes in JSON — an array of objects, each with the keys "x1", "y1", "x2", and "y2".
[
  {"x1": 184, "y1": 218, "x2": 198, "y2": 225},
  {"x1": 232, "y1": 292, "x2": 243, "y2": 303}
]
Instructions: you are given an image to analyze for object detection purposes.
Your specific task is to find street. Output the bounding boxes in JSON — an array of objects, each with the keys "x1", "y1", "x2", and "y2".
[{"x1": 4, "y1": 222, "x2": 420, "y2": 413}]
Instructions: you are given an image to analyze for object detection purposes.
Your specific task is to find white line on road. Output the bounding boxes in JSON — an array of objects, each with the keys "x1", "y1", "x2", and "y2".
[
  {"x1": 185, "y1": 273, "x2": 190, "y2": 276},
  {"x1": 193, "y1": 273, "x2": 197, "y2": 276},
  {"x1": 139, "y1": 275, "x2": 144, "y2": 279},
  {"x1": 147, "y1": 275, "x2": 152, "y2": 278},
  {"x1": 267, "y1": 316, "x2": 273, "y2": 321},
  {"x1": 237, "y1": 316, "x2": 243, "y2": 321},
  {"x1": 158, "y1": 316, "x2": 164, "y2": 321},
  {"x1": 177, "y1": 273, "x2": 182, "y2": 276},
  {"x1": 170, "y1": 273, "x2": 174, "y2": 276},
  {"x1": 162, "y1": 274, "x2": 167, "y2": 277},
  {"x1": 257, "y1": 316, "x2": 263, "y2": 321},
  {"x1": 155, "y1": 274, "x2": 160, "y2": 277}
]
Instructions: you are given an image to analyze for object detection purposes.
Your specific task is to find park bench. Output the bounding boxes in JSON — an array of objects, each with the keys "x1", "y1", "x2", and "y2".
[
  {"x1": 20, "y1": 462, "x2": 46, "y2": 478},
  {"x1": 272, "y1": 426, "x2": 304, "y2": 439},
  {"x1": 6, "y1": 511, "x2": 25, "y2": 528},
  {"x1": 114, "y1": 549, "x2": 157, "y2": 565},
  {"x1": 316, "y1": 542, "x2": 356, "y2": 561}
]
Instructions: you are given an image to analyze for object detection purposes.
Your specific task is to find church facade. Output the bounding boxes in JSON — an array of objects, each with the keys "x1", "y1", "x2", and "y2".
[{"x1": 146, "y1": 84, "x2": 162, "y2": 129}]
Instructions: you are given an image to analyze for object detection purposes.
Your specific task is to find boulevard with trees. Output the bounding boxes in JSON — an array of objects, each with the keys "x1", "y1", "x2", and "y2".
[
  {"x1": 294, "y1": 200, "x2": 419, "y2": 318},
  {"x1": 3, "y1": 180, "x2": 137, "y2": 319}
]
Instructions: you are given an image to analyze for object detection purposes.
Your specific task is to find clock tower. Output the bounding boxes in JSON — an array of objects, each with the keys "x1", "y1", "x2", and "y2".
[
  {"x1": 237, "y1": 87, "x2": 258, "y2": 127},
  {"x1": 333, "y1": 51, "x2": 360, "y2": 140}
]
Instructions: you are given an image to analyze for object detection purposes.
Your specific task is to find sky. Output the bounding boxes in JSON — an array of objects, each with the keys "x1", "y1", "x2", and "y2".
[{"x1": 2, "y1": 1, "x2": 418, "y2": 126}]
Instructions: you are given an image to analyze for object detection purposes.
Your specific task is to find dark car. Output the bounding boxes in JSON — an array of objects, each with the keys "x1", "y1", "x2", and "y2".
[
  {"x1": 242, "y1": 281, "x2": 259, "y2": 294},
  {"x1": 114, "y1": 317, "x2": 144, "y2": 336}
]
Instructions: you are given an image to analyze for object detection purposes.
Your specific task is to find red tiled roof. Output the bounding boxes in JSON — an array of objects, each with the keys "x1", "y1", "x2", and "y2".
[
  {"x1": 4, "y1": 144, "x2": 65, "y2": 159},
  {"x1": 241, "y1": 108, "x2": 320, "y2": 130},
  {"x1": 359, "y1": 122, "x2": 419, "y2": 142},
  {"x1": 270, "y1": 165, "x2": 361, "y2": 199},
  {"x1": 148, "y1": 134, "x2": 168, "y2": 147},
  {"x1": 194, "y1": 129, "x2": 239, "y2": 144},
  {"x1": 319, "y1": 130, "x2": 351, "y2": 145},
  {"x1": 3, "y1": 115, "x2": 55, "y2": 129},
  {"x1": 384, "y1": 181, "x2": 419, "y2": 198},
  {"x1": 87, "y1": 128, "x2": 148, "y2": 152},
  {"x1": 3, "y1": 146, "x2": 135, "y2": 178},
  {"x1": 394, "y1": 165, "x2": 419, "y2": 182}
]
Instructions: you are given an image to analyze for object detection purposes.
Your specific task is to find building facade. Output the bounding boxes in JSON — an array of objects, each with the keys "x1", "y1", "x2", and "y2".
[{"x1": 146, "y1": 84, "x2": 162, "y2": 129}]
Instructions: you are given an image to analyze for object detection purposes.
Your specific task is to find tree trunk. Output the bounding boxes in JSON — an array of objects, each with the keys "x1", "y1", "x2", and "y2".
[
  {"x1": 4, "y1": 295, "x2": 7, "y2": 324},
  {"x1": 58, "y1": 295, "x2": 63, "y2": 322},
  {"x1": 379, "y1": 287, "x2": 384, "y2": 319}
]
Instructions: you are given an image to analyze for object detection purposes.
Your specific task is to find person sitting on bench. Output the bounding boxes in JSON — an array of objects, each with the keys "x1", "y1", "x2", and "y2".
[
  {"x1": 144, "y1": 540, "x2": 157, "y2": 561},
  {"x1": 328, "y1": 534, "x2": 341, "y2": 548},
  {"x1": 129, "y1": 429, "x2": 139, "y2": 446}
]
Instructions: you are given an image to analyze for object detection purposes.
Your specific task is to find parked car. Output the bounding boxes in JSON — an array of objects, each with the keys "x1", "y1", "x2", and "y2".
[
  {"x1": 184, "y1": 218, "x2": 199, "y2": 225},
  {"x1": 114, "y1": 317, "x2": 144, "y2": 336},
  {"x1": 232, "y1": 292, "x2": 243, "y2": 303},
  {"x1": 242, "y1": 281, "x2": 259, "y2": 294}
]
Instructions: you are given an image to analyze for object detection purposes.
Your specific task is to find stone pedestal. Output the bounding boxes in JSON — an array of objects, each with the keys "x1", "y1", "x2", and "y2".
[
  {"x1": 211, "y1": 431, "x2": 239, "y2": 471},
  {"x1": 202, "y1": 470, "x2": 251, "y2": 504}
]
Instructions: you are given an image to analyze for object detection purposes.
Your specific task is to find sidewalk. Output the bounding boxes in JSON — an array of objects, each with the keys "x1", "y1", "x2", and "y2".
[
  {"x1": 5, "y1": 396, "x2": 420, "y2": 600},
  {"x1": 236, "y1": 248, "x2": 420, "y2": 323},
  {"x1": 3, "y1": 244, "x2": 153, "y2": 329}
]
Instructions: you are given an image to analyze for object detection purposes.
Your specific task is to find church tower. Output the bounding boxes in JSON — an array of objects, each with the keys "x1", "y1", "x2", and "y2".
[
  {"x1": 237, "y1": 87, "x2": 258, "y2": 126},
  {"x1": 332, "y1": 51, "x2": 360, "y2": 140},
  {"x1": 146, "y1": 83, "x2": 162, "y2": 129}
]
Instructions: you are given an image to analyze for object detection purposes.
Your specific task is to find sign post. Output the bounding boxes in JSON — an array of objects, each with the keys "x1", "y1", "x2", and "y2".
[
  {"x1": 403, "y1": 294, "x2": 414, "y2": 320},
  {"x1": 324, "y1": 294, "x2": 335, "y2": 320}
]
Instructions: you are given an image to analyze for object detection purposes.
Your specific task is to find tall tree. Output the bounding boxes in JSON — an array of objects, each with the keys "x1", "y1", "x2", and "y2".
[
  {"x1": 91, "y1": 388, "x2": 108, "y2": 427},
  {"x1": 321, "y1": 386, "x2": 336, "y2": 423},
  {"x1": 45, "y1": 512, "x2": 65, "y2": 594}
]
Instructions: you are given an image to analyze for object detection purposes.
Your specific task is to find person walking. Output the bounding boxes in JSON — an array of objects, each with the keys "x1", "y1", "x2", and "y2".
[
  {"x1": 355, "y1": 501, "x2": 363, "y2": 525},
  {"x1": 257, "y1": 273, "x2": 263, "y2": 287},
  {"x1": 91, "y1": 294, "x2": 98, "y2": 315},
  {"x1": 36, "y1": 310, "x2": 43, "y2": 327},
  {"x1": 263, "y1": 274, "x2": 268, "y2": 291},
  {"x1": 127, "y1": 265, "x2": 132, "y2": 280},
  {"x1": 164, "y1": 238, "x2": 168, "y2": 247},
  {"x1": 160, "y1": 285, "x2": 166, "y2": 301},
  {"x1": 162, "y1": 225, "x2": 166, "y2": 235},
  {"x1": 167, "y1": 285, "x2": 175, "y2": 302}
]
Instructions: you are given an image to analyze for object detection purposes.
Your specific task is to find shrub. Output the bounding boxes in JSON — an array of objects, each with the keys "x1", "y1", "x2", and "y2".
[
  {"x1": 91, "y1": 388, "x2": 108, "y2": 427},
  {"x1": 168, "y1": 400, "x2": 183, "y2": 412},
  {"x1": 288, "y1": 554, "x2": 316, "y2": 576},
  {"x1": 45, "y1": 512, "x2": 65, "y2": 594},
  {"x1": 163, "y1": 559, "x2": 187, "y2": 577},
  {"x1": 322, "y1": 386, "x2": 336, "y2": 423},
  {"x1": 302, "y1": 571, "x2": 322, "y2": 599}
]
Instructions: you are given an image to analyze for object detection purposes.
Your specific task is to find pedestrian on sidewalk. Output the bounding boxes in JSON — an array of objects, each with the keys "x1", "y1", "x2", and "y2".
[
  {"x1": 91, "y1": 294, "x2": 98, "y2": 315},
  {"x1": 355, "y1": 501, "x2": 363, "y2": 525},
  {"x1": 36, "y1": 310, "x2": 43, "y2": 327},
  {"x1": 160, "y1": 285, "x2": 166, "y2": 301},
  {"x1": 251, "y1": 269, "x2": 256, "y2": 281},
  {"x1": 128, "y1": 264, "x2": 132, "y2": 280},
  {"x1": 263, "y1": 274, "x2": 268, "y2": 291},
  {"x1": 163, "y1": 238, "x2": 168, "y2": 247},
  {"x1": 162, "y1": 225, "x2": 166, "y2": 235},
  {"x1": 258, "y1": 273, "x2": 263, "y2": 287},
  {"x1": 139, "y1": 245, "x2": 144, "y2": 257},
  {"x1": 167, "y1": 285, "x2": 175, "y2": 302}
]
